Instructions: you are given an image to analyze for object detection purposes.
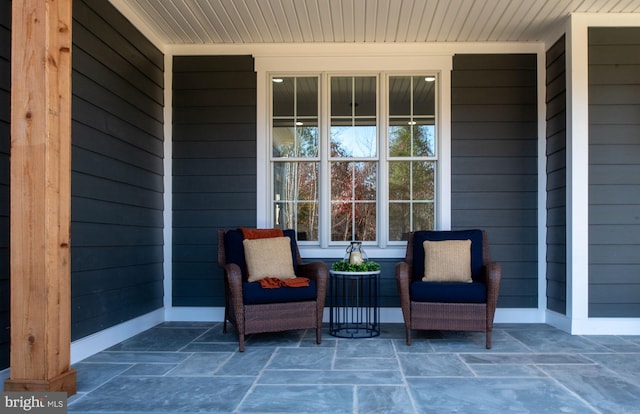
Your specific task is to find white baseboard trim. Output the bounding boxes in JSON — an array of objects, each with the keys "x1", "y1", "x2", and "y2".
[
  {"x1": 164, "y1": 306, "x2": 224, "y2": 321},
  {"x1": 570, "y1": 317, "x2": 640, "y2": 335},
  {"x1": 163, "y1": 306, "x2": 544, "y2": 325},
  {"x1": 545, "y1": 310, "x2": 572, "y2": 333},
  {"x1": 71, "y1": 308, "x2": 165, "y2": 364},
  {"x1": 494, "y1": 308, "x2": 546, "y2": 324}
]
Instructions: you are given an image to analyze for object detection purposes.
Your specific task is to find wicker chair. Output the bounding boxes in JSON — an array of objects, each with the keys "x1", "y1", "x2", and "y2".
[
  {"x1": 217, "y1": 228, "x2": 328, "y2": 351},
  {"x1": 395, "y1": 230, "x2": 501, "y2": 349}
]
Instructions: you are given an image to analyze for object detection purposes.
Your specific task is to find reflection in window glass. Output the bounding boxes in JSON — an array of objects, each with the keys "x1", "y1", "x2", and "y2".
[
  {"x1": 272, "y1": 76, "x2": 320, "y2": 241},
  {"x1": 330, "y1": 76, "x2": 377, "y2": 159},
  {"x1": 273, "y1": 162, "x2": 319, "y2": 241},
  {"x1": 331, "y1": 161, "x2": 377, "y2": 241},
  {"x1": 330, "y1": 76, "x2": 378, "y2": 242},
  {"x1": 388, "y1": 75, "x2": 437, "y2": 240},
  {"x1": 273, "y1": 77, "x2": 318, "y2": 158}
]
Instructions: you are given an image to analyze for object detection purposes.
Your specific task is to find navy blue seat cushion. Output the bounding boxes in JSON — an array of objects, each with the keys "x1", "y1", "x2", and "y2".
[
  {"x1": 412, "y1": 230, "x2": 484, "y2": 283},
  {"x1": 224, "y1": 229, "x2": 299, "y2": 281},
  {"x1": 243, "y1": 279, "x2": 317, "y2": 305},
  {"x1": 410, "y1": 280, "x2": 487, "y2": 303}
]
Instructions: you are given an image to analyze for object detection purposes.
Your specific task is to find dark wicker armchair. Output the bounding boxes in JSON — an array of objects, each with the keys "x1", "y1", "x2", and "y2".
[
  {"x1": 217, "y1": 228, "x2": 328, "y2": 352},
  {"x1": 395, "y1": 229, "x2": 501, "y2": 349}
]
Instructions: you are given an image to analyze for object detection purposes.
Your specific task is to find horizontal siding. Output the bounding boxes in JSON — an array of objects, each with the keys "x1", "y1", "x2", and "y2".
[
  {"x1": 0, "y1": 0, "x2": 10, "y2": 370},
  {"x1": 172, "y1": 55, "x2": 257, "y2": 307},
  {"x1": 546, "y1": 36, "x2": 567, "y2": 315},
  {"x1": 588, "y1": 27, "x2": 640, "y2": 318},
  {"x1": 451, "y1": 54, "x2": 538, "y2": 309},
  {"x1": 71, "y1": 0, "x2": 164, "y2": 339}
]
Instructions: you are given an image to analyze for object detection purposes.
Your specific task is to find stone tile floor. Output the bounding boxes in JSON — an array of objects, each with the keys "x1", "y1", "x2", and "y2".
[{"x1": 68, "y1": 322, "x2": 640, "y2": 413}]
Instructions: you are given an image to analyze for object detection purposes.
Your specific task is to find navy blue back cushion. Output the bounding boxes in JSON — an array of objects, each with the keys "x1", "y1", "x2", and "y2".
[
  {"x1": 412, "y1": 230, "x2": 484, "y2": 282},
  {"x1": 223, "y1": 229, "x2": 298, "y2": 280}
]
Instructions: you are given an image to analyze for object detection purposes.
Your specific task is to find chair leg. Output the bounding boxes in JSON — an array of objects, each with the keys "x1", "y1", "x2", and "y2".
[
  {"x1": 223, "y1": 301, "x2": 229, "y2": 333},
  {"x1": 238, "y1": 334, "x2": 245, "y2": 352},
  {"x1": 486, "y1": 330, "x2": 492, "y2": 349},
  {"x1": 406, "y1": 327, "x2": 412, "y2": 346},
  {"x1": 316, "y1": 326, "x2": 322, "y2": 345}
]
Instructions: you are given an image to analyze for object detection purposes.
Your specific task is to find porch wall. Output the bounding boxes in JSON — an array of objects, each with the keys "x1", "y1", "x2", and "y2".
[
  {"x1": 0, "y1": 0, "x2": 10, "y2": 371},
  {"x1": 70, "y1": 0, "x2": 165, "y2": 339},
  {"x1": 588, "y1": 27, "x2": 640, "y2": 317},
  {"x1": 172, "y1": 55, "x2": 257, "y2": 307},
  {"x1": 172, "y1": 53, "x2": 540, "y2": 310},
  {"x1": 451, "y1": 54, "x2": 539, "y2": 309},
  {"x1": 546, "y1": 36, "x2": 568, "y2": 315}
]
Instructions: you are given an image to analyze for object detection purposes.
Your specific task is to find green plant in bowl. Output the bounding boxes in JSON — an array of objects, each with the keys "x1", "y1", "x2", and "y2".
[{"x1": 331, "y1": 260, "x2": 381, "y2": 272}]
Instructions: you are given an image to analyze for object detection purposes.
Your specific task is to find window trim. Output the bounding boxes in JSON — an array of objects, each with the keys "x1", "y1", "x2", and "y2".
[{"x1": 256, "y1": 52, "x2": 453, "y2": 259}]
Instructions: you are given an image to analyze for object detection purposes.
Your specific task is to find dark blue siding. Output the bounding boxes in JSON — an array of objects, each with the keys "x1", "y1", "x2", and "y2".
[
  {"x1": 546, "y1": 36, "x2": 567, "y2": 315},
  {"x1": 71, "y1": 0, "x2": 165, "y2": 339},
  {"x1": 588, "y1": 27, "x2": 640, "y2": 317},
  {"x1": 172, "y1": 55, "x2": 256, "y2": 307},
  {"x1": 451, "y1": 54, "x2": 539, "y2": 309}
]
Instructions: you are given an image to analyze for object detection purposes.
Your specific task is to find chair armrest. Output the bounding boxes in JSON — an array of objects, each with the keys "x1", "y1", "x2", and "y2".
[
  {"x1": 298, "y1": 261, "x2": 329, "y2": 298},
  {"x1": 395, "y1": 261, "x2": 411, "y2": 322},
  {"x1": 485, "y1": 261, "x2": 501, "y2": 300},
  {"x1": 484, "y1": 261, "x2": 502, "y2": 326},
  {"x1": 224, "y1": 263, "x2": 244, "y2": 306}
]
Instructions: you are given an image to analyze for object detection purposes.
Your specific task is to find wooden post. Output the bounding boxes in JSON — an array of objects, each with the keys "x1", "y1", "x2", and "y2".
[{"x1": 4, "y1": 0, "x2": 76, "y2": 395}]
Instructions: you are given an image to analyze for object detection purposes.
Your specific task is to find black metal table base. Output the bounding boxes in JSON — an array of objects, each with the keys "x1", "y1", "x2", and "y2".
[{"x1": 329, "y1": 271, "x2": 380, "y2": 338}]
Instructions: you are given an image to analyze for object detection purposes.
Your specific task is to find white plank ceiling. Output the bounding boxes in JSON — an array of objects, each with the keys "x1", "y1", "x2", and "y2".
[{"x1": 112, "y1": 0, "x2": 640, "y2": 45}]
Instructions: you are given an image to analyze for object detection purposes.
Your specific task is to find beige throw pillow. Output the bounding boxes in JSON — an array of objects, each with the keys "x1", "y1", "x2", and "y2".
[
  {"x1": 423, "y1": 239, "x2": 472, "y2": 283},
  {"x1": 243, "y1": 236, "x2": 296, "y2": 282}
]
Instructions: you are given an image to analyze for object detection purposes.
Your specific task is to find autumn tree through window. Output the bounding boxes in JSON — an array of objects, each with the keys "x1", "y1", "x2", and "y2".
[{"x1": 271, "y1": 74, "x2": 437, "y2": 246}]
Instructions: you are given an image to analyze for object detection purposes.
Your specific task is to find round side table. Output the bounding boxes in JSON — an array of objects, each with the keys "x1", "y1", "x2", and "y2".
[{"x1": 329, "y1": 270, "x2": 380, "y2": 338}]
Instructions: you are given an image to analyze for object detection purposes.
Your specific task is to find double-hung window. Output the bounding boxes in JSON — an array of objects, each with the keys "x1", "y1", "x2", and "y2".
[{"x1": 271, "y1": 73, "x2": 438, "y2": 249}]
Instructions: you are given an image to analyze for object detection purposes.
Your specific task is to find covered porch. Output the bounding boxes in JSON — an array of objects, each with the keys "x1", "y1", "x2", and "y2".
[{"x1": 2, "y1": 0, "x2": 640, "y2": 404}]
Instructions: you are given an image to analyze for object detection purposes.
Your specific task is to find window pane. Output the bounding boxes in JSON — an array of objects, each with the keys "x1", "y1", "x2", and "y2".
[
  {"x1": 331, "y1": 161, "x2": 377, "y2": 242},
  {"x1": 330, "y1": 124, "x2": 376, "y2": 157},
  {"x1": 413, "y1": 202, "x2": 434, "y2": 231},
  {"x1": 331, "y1": 76, "x2": 377, "y2": 158},
  {"x1": 388, "y1": 161, "x2": 410, "y2": 200},
  {"x1": 413, "y1": 121, "x2": 435, "y2": 157},
  {"x1": 273, "y1": 77, "x2": 318, "y2": 158},
  {"x1": 296, "y1": 77, "x2": 318, "y2": 117},
  {"x1": 274, "y1": 162, "x2": 319, "y2": 241},
  {"x1": 414, "y1": 75, "x2": 435, "y2": 116},
  {"x1": 412, "y1": 161, "x2": 435, "y2": 200},
  {"x1": 296, "y1": 202, "x2": 318, "y2": 240},
  {"x1": 273, "y1": 77, "x2": 294, "y2": 117},
  {"x1": 389, "y1": 77, "x2": 410, "y2": 116},
  {"x1": 273, "y1": 121, "x2": 318, "y2": 157},
  {"x1": 331, "y1": 202, "x2": 352, "y2": 241},
  {"x1": 388, "y1": 76, "x2": 436, "y2": 157},
  {"x1": 388, "y1": 121, "x2": 411, "y2": 157},
  {"x1": 331, "y1": 202, "x2": 376, "y2": 242},
  {"x1": 389, "y1": 202, "x2": 410, "y2": 241},
  {"x1": 354, "y1": 77, "x2": 376, "y2": 117}
]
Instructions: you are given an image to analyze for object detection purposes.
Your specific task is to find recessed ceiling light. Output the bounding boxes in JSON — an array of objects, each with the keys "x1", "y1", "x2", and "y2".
[{"x1": 424, "y1": 76, "x2": 436, "y2": 82}]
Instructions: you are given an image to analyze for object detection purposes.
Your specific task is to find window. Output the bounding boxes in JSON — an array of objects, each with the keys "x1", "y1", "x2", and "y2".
[{"x1": 271, "y1": 73, "x2": 438, "y2": 247}]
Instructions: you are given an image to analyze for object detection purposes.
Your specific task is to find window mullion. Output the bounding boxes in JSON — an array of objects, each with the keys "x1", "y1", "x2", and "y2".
[
  {"x1": 378, "y1": 74, "x2": 389, "y2": 248},
  {"x1": 319, "y1": 73, "x2": 331, "y2": 249}
]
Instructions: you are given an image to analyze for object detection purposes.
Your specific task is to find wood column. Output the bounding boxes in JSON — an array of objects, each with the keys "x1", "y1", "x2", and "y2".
[{"x1": 4, "y1": 0, "x2": 76, "y2": 395}]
